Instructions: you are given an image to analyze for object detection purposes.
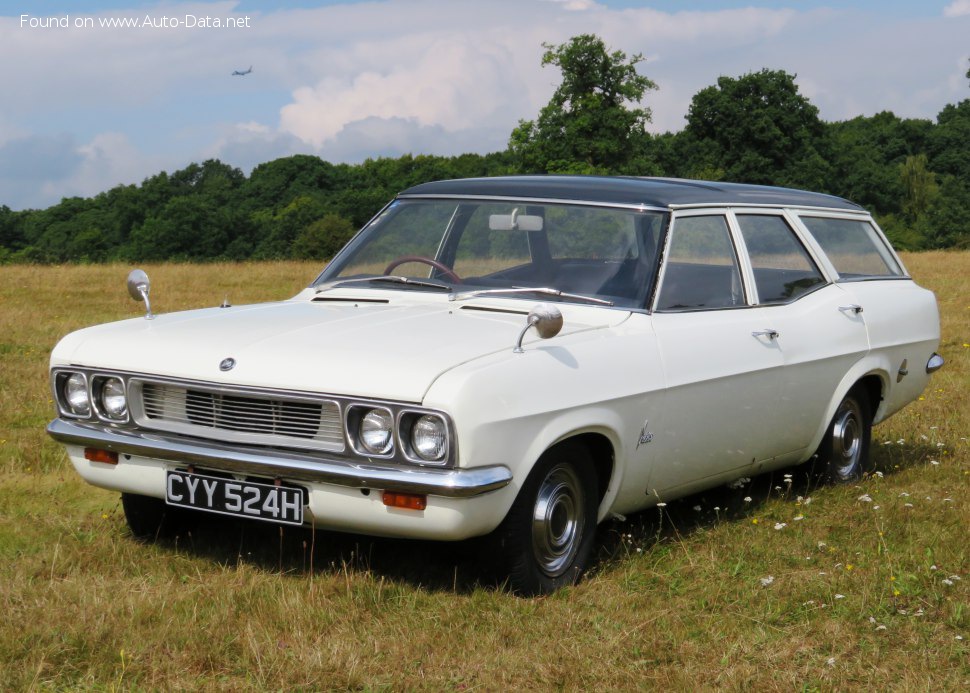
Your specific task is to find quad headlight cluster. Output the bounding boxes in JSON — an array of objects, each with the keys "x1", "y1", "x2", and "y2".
[
  {"x1": 53, "y1": 370, "x2": 129, "y2": 422},
  {"x1": 52, "y1": 368, "x2": 456, "y2": 467},
  {"x1": 346, "y1": 405, "x2": 451, "y2": 464}
]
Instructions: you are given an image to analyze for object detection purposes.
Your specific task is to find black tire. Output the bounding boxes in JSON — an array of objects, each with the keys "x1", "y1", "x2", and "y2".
[
  {"x1": 493, "y1": 444, "x2": 599, "y2": 596},
  {"x1": 816, "y1": 387, "x2": 872, "y2": 483},
  {"x1": 121, "y1": 493, "x2": 195, "y2": 542}
]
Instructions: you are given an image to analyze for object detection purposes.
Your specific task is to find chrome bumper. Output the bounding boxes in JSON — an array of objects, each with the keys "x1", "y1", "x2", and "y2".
[{"x1": 47, "y1": 418, "x2": 512, "y2": 498}]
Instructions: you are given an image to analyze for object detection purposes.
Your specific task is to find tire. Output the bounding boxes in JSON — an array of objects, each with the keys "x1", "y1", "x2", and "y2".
[
  {"x1": 493, "y1": 444, "x2": 599, "y2": 596},
  {"x1": 121, "y1": 493, "x2": 195, "y2": 542},
  {"x1": 816, "y1": 387, "x2": 872, "y2": 483}
]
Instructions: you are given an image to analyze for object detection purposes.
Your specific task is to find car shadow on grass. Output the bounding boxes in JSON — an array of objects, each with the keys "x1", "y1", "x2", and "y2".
[{"x1": 145, "y1": 445, "x2": 941, "y2": 596}]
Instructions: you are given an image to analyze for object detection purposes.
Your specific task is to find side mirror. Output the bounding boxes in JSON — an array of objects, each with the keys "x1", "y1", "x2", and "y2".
[
  {"x1": 513, "y1": 303, "x2": 563, "y2": 353},
  {"x1": 127, "y1": 269, "x2": 154, "y2": 320}
]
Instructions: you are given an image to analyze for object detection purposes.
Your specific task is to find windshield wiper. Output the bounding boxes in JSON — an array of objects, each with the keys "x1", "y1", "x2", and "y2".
[
  {"x1": 449, "y1": 287, "x2": 614, "y2": 307},
  {"x1": 315, "y1": 275, "x2": 452, "y2": 293}
]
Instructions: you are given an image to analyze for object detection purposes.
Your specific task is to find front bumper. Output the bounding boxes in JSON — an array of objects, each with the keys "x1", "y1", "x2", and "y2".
[{"x1": 47, "y1": 418, "x2": 512, "y2": 498}]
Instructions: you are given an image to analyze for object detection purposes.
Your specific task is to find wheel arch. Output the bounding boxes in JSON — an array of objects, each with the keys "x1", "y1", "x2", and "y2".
[
  {"x1": 537, "y1": 430, "x2": 617, "y2": 522},
  {"x1": 806, "y1": 364, "x2": 887, "y2": 458}
]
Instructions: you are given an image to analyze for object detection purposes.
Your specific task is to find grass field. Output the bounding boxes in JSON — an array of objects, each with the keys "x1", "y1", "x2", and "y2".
[{"x1": 0, "y1": 255, "x2": 966, "y2": 690}]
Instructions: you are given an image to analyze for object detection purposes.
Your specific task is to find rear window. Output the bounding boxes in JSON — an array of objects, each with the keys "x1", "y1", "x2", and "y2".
[{"x1": 799, "y1": 216, "x2": 903, "y2": 279}]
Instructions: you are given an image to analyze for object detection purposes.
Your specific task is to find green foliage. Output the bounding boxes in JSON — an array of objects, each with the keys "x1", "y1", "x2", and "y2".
[
  {"x1": 509, "y1": 34, "x2": 657, "y2": 174},
  {"x1": 682, "y1": 69, "x2": 830, "y2": 188}
]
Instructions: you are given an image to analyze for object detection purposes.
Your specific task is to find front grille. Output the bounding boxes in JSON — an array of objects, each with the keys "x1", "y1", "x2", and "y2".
[{"x1": 133, "y1": 380, "x2": 345, "y2": 452}]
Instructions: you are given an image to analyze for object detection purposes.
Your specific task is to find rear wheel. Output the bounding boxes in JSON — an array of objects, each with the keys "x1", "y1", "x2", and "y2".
[
  {"x1": 816, "y1": 387, "x2": 872, "y2": 483},
  {"x1": 494, "y1": 444, "x2": 599, "y2": 595},
  {"x1": 121, "y1": 493, "x2": 195, "y2": 541}
]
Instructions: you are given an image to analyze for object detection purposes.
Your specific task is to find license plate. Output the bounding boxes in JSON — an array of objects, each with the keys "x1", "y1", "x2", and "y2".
[{"x1": 165, "y1": 470, "x2": 305, "y2": 526}]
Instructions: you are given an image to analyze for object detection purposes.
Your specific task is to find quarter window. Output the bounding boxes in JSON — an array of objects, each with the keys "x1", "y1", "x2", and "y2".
[
  {"x1": 799, "y1": 216, "x2": 903, "y2": 278},
  {"x1": 656, "y1": 215, "x2": 744, "y2": 311},
  {"x1": 736, "y1": 215, "x2": 825, "y2": 304}
]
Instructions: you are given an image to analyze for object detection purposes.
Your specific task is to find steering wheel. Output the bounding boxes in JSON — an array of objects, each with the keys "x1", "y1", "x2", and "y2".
[{"x1": 383, "y1": 255, "x2": 462, "y2": 284}]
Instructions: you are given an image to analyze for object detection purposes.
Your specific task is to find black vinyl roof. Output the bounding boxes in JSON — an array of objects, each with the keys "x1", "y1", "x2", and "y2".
[{"x1": 398, "y1": 175, "x2": 864, "y2": 211}]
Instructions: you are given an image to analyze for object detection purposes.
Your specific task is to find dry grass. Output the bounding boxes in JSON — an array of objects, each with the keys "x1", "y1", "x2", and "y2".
[{"x1": 0, "y1": 255, "x2": 966, "y2": 690}]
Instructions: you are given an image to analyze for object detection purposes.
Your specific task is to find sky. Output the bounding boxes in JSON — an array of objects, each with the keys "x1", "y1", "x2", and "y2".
[{"x1": 0, "y1": 0, "x2": 968, "y2": 210}]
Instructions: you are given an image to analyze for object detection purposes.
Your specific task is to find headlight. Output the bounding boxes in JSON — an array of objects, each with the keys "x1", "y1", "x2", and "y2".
[
  {"x1": 359, "y1": 408, "x2": 393, "y2": 455},
  {"x1": 99, "y1": 377, "x2": 127, "y2": 419},
  {"x1": 411, "y1": 414, "x2": 447, "y2": 462},
  {"x1": 64, "y1": 373, "x2": 91, "y2": 416}
]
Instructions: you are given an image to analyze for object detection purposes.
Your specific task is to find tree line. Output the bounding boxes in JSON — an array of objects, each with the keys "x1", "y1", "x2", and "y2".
[{"x1": 1, "y1": 34, "x2": 968, "y2": 263}]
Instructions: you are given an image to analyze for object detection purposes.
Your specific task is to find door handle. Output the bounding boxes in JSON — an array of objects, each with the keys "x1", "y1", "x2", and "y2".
[
  {"x1": 839, "y1": 304, "x2": 863, "y2": 315},
  {"x1": 751, "y1": 329, "x2": 779, "y2": 340}
]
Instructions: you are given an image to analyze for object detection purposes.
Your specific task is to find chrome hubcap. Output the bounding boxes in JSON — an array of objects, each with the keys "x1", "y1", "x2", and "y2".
[
  {"x1": 831, "y1": 398, "x2": 862, "y2": 480},
  {"x1": 532, "y1": 464, "x2": 585, "y2": 578}
]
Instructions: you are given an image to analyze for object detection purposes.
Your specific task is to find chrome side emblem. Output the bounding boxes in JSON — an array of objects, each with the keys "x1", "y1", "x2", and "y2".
[
  {"x1": 637, "y1": 420, "x2": 654, "y2": 448},
  {"x1": 219, "y1": 358, "x2": 236, "y2": 372}
]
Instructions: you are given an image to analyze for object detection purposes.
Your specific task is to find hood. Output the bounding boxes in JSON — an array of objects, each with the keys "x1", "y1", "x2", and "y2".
[{"x1": 52, "y1": 291, "x2": 628, "y2": 402}]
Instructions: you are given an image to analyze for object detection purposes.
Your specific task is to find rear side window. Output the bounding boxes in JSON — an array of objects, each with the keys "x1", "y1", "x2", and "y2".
[
  {"x1": 799, "y1": 216, "x2": 903, "y2": 279},
  {"x1": 736, "y1": 215, "x2": 825, "y2": 304}
]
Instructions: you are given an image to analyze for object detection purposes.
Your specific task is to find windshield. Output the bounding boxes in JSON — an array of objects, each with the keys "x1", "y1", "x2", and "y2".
[{"x1": 315, "y1": 198, "x2": 666, "y2": 309}]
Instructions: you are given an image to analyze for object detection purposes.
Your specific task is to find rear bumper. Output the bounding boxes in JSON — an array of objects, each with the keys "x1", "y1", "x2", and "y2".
[{"x1": 47, "y1": 418, "x2": 512, "y2": 498}]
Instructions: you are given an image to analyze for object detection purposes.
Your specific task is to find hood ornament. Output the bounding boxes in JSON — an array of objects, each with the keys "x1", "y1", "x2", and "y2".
[{"x1": 219, "y1": 358, "x2": 236, "y2": 372}]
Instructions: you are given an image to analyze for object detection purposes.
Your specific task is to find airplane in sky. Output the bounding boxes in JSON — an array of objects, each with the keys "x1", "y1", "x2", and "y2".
[{"x1": 232, "y1": 66, "x2": 253, "y2": 76}]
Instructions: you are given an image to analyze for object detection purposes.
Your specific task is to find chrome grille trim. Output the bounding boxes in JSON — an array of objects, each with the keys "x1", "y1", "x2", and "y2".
[{"x1": 130, "y1": 378, "x2": 345, "y2": 453}]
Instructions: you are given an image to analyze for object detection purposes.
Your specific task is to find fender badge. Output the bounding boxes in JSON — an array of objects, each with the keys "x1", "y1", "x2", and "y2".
[
  {"x1": 219, "y1": 357, "x2": 236, "y2": 372},
  {"x1": 637, "y1": 419, "x2": 654, "y2": 448}
]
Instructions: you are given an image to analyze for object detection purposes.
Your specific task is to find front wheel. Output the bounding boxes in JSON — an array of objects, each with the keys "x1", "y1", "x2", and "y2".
[
  {"x1": 816, "y1": 387, "x2": 872, "y2": 483},
  {"x1": 493, "y1": 445, "x2": 599, "y2": 595}
]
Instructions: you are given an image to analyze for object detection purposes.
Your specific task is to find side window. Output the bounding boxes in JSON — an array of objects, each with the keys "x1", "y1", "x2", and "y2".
[
  {"x1": 799, "y1": 216, "x2": 903, "y2": 278},
  {"x1": 736, "y1": 215, "x2": 826, "y2": 304},
  {"x1": 656, "y1": 215, "x2": 744, "y2": 311}
]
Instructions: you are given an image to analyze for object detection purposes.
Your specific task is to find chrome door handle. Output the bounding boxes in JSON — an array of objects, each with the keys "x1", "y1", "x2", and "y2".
[
  {"x1": 839, "y1": 304, "x2": 863, "y2": 315},
  {"x1": 751, "y1": 329, "x2": 779, "y2": 340}
]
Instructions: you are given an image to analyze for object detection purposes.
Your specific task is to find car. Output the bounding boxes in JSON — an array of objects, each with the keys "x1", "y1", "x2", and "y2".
[{"x1": 47, "y1": 175, "x2": 944, "y2": 594}]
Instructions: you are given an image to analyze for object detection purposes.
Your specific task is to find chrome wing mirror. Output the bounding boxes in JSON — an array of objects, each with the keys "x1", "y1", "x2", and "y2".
[
  {"x1": 126, "y1": 269, "x2": 154, "y2": 320},
  {"x1": 513, "y1": 303, "x2": 563, "y2": 353}
]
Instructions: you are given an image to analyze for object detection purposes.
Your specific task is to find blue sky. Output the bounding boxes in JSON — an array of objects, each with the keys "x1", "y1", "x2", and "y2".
[{"x1": 1, "y1": 0, "x2": 968, "y2": 209}]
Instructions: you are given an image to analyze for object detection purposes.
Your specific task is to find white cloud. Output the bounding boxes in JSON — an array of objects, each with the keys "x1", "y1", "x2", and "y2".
[
  {"x1": 944, "y1": 1, "x2": 970, "y2": 17},
  {"x1": 1, "y1": 0, "x2": 969, "y2": 209}
]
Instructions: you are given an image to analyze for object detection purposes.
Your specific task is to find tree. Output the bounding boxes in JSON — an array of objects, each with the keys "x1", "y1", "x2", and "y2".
[
  {"x1": 291, "y1": 213, "x2": 356, "y2": 260},
  {"x1": 509, "y1": 34, "x2": 657, "y2": 174},
  {"x1": 683, "y1": 69, "x2": 830, "y2": 188}
]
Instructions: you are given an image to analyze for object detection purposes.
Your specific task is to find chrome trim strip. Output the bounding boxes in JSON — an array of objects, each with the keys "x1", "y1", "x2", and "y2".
[
  {"x1": 396, "y1": 193, "x2": 668, "y2": 213},
  {"x1": 47, "y1": 418, "x2": 510, "y2": 498}
]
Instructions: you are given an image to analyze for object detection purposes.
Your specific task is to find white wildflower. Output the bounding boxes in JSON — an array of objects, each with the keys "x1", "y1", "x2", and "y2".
[
  {"x1": 942, "y1": 579, "x2": 954, "y2": 586},
  {"x1": 873, "y1": 505, "x2": 881, "y2": 510},
  {"x1": 875, "y1": 625, "x2": 887, "y2": 631},
  {"x1": 743, "y1": 496, "x2": 752, "y2": 503},
  {"x1": 760, "y1": 575, "x2": 775, "y2": 587},
  {"x1": 826, "y1": 657, "x2": 836, "y2": 667},
  {"x1": 899, "y1": 492, "x2": 910, "y2": 497},
  {"x1": 858, "y1": 494, "x2": 873, "y2": 503},
  {"x1": 874, "y1": 471, "x2": 884, "y2": 478},
  {"x1": 930, "y1": 460, "x2": 940, "y2": 466},
  {"x1": 930, "y1": 565, "x2": 938, "y2": 571},
  {"x1": 793, "y1": 515, "x2": 805, "y2": 521},
  {"x1": 948, "y1": 575, "x2": 961, "y2": 581},
  {"x1": 904, "y1": 503, "x2": 914, "y2": 508},
  {"x1": 693, "y1": 505, "x2": 702, "y2": 512},
  {"x1": 835, "y1": 594, "x2": 846, "y2": 600},
  {"x1": 774, "y1": 522, "x2": 787, "y2": 530},
  {"x1": 727, "y1": 477, "x2": 750, "y2": 489},
  {"x1": 656, "y1": 502, "x2": 667, "y2": 508}
]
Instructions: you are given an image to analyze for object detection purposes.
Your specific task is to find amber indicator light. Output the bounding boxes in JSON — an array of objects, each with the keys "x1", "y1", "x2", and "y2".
[
  {"x1": 382, "y1": 491, "x2": 427, "y2": 511},
  {"x1": 84, "y1": 448, "x2": 119, "y2": 465}
]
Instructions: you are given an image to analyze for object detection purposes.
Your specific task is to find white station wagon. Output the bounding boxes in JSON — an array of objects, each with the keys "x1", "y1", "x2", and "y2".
[{"x1": 48, "y1": 176, "x2": 943, "y2": 594}]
